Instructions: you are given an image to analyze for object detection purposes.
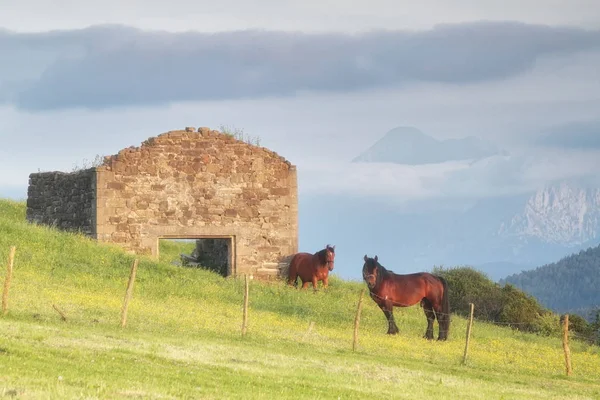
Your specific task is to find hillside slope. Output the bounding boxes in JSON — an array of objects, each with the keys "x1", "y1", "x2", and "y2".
[
  {"x1": 501, "y1": 243, "x2": 600, "y2": 317},
  {"x1": 0, "y1": 198, "x2": 599, "y2": 399}
]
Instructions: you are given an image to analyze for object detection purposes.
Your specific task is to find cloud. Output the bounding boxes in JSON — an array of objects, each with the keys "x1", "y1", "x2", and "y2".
[
  {"x1": 1, "y1": 21, "x2": 599, "y2": 111},
  {"x1": 298, "y1": 160, "x2": 468, "y2": 202},
  {"x1": 3, "y1": 0, "x2": 600, "y2": 34},
  {"x1": 297, "y1": 148, "x2": 600, "y2": 205}
]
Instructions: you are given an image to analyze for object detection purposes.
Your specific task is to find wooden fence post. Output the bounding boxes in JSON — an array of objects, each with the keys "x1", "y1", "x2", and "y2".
[
  {"x1": 120, "y1": 258, "x2": 139, "y2": 328},
  {"x1": 52, "y1": 304, "x2": 68, "y2": 322},
  {"x1": 462, "y1": 303, "x2": 475, "y2": 365},
  {"x1": 562, "y1": 314, "x2": 572, "y2": 376},
  {"x1": 241, "y1": 274, "x2": 249, "y2": 336},
  {"x1": 2, "y1": 246, "x2": 16, "y2": 316},
  {"x1": 353, "y1": 289, "x2": 366, "y2": 351}
]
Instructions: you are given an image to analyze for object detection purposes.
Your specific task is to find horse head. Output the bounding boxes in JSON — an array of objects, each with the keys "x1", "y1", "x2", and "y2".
[
  {"x1": 362, "y1": 254, "x2": 380, "y2": 289},
  {"x1": 325, "y1": 244, "x2": 336, "y2": 271}
]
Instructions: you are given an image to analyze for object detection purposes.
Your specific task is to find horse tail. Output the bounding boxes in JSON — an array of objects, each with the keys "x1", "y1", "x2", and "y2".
[
  {"x1": 287, "y1": 256, "x2": 299, "y2": 287},
  {"x1": 438, "y1": 276, "x2": 450, "y2": 339}
]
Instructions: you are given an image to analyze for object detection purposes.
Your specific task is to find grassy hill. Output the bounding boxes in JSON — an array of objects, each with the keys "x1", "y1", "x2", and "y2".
[{"x1": 0, "y1": 199, "x2": 599, "y2": 399}]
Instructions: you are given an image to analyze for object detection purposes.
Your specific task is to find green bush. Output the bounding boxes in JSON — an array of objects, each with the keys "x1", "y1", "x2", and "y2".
[
  {"x1": 567, "y1": 314, "x2": 592, "y2": 336},
  {"x1": 433, "y1": 266, "x2": 503, "y2": 321},
  {"x1": 499, "y1": 284, "x2": 546, "y2": 331},
  {"x1": 433, "y1": 266, "x2": 557, "y2": 335},
  {"x1": 562, "y1": 312, "x2": 600, "y2": 344},
  {"x1": 534, "y1": 312, "x2": 562, "y2": 336}
]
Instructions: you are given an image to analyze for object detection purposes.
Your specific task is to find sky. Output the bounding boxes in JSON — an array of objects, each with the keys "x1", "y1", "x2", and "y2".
[{"x1": 1, "y1": 0, "x2": 599, "y2": 207}]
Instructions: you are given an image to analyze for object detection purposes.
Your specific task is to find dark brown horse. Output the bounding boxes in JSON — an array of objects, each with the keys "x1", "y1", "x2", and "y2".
[
  {"x1": 287, "y1": 245, "x2": 336, "y2": 289},
  {"x1": 362, "y1": 255, "x2": 450, "y2": 341}
]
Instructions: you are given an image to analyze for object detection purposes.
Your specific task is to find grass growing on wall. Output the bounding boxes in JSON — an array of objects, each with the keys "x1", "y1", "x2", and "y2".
[{"x1": 0, "y1": 199, "x2": 599, "y2": 399}]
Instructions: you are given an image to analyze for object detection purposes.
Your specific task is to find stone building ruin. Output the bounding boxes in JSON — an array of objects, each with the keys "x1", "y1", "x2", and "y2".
[{"x1": 26, "y1": 127, "x2": 299, "y2": 279}]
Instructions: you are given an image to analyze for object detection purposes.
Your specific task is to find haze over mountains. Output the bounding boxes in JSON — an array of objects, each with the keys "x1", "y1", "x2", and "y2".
[
  {"x1": 352, "y1": 126, "x2": 504, "y2": 164},
  {"x1": 301, "y1": 126, "x2": 600, "y2": 282}
]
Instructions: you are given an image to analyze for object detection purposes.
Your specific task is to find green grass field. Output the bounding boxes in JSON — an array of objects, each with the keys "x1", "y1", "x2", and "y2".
[{"x1": 0, "y1": 199, "x2": 599, "y2": 399}]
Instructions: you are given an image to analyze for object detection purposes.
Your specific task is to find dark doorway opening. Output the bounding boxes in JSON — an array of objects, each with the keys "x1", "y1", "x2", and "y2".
[{"x1": 159, "y1": 237, "x2": 233, "y2": 277}]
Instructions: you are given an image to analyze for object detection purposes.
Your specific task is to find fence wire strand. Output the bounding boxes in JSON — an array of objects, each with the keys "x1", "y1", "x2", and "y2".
[{"x1": 2, "y1": 245, "x2": 599, "y2": 360}]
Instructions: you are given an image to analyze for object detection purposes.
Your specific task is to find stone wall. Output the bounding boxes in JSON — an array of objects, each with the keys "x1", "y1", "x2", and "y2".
[
  {"x1": 95, "y1": 127, "x2": 298, "y2": 278},
  {"x1": 26, "y1": 169, "x2": 96, "y2": 235},
  {"x1": 25, "y1": 127, "x2": 299, "y2": 279}
]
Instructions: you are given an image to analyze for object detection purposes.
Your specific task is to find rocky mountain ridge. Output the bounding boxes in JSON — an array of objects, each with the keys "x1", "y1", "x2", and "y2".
[{"x1": 498, "y1": 183, "x2": 600, "y2": 246}]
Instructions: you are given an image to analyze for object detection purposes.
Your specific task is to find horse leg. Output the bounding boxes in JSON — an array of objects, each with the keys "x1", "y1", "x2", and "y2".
[
  {"x1": 379, "y1": 303, "x2": 399, "y2": 335},
  {"x1": 421, "y1": 298, "x2": 435, "y2": 340},
  {"x1": 311, "y1": 276, "x2": 319, "y2": 292},
  {"x1": 301, "y1": 280, "x2": 310, "y2": 289},
  {"x1": 288, "y1": 276, "x2": 298, "y2": 288},
  {"x1": 433, "y1": 303, "x2": 447, "y2": 341},
  {"x1": 437, "y1": 314, "x2": 447, "y2": 341},
  {"x1": 323, "y1": 276, "x2": 329, "y2": 288}
]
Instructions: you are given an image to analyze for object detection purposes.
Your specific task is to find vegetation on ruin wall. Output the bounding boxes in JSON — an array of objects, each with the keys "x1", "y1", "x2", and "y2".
[
  {"x1": 219, "y1": 124, "x2": 262, "y2": 147},
  {"x1": 0, "y1": 198, "x2": 599, "y2": 399}
]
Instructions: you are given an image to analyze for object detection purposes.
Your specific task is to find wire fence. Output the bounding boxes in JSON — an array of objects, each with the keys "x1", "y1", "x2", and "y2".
[{"x1": 2, "y1": 245, "x2": 599, "y2": 378}]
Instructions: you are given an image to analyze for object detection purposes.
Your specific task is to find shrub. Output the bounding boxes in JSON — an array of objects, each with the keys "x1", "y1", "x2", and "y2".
[
  {"x1": 499, "y1": 284, "x2": 547, "y2": 331},
  {"x1": 433, "y1": 266, "x2": 503, "y2": 321},
  {"x1": 535, "y1": 312, "x2": 561, "y2": 336},
  {"x1": 433, "y1": 265, "x2": 559, "y2": 336}
]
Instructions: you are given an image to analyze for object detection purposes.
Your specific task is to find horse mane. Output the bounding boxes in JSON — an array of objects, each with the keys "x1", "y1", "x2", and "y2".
[
  {"x1": 364, "y1": 257, "x2": 386, "y2": 290},
  {"x1": 315, "y1": 244, "x2": 334, "y2": 264},
  {"x1": 374, "y1": 260, "x2": 386, "y2": 289},
  {"x1": 315, "y1": 249, "x2": 327, "y2": 263}
]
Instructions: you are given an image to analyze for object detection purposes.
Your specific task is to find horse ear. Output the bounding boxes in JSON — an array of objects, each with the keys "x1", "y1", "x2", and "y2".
[
  {"x1": 363, "y1": 254, "x2": 368, "y2": 262},
  {"x1": 374, "y1": 255, "x2": 378, "y2": 262},
  {"x1": 332, "y1": 245, "x2": 335, "y2": 251}
]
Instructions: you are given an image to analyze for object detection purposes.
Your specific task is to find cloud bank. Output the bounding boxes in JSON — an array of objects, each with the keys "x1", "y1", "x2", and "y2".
[
  {"x1": 1, "y1": 21, "x2": 599, "y2": 111},
  {"x1": 298, "y1": 148, "x2": 600, "y2": 205}
]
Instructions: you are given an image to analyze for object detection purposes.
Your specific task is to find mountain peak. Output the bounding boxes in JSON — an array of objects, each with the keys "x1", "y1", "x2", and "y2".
[
  {"x1": 498, "y1": 182, "x2": 600, "y2": 245},
  {"x1": 352, "y1": 126, "x2": 500, "y2": 165}
]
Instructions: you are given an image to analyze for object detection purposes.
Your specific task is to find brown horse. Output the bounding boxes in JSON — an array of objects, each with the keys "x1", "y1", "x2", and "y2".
[
  {"x1": 287, "y1": 245, "x2": 336, "y2": 289},
  {"x1": 362, "y1": 255, "x2": 450, "y2": 341}
]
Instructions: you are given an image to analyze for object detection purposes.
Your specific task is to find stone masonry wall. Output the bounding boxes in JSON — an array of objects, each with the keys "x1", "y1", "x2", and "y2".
[
  {"x1": 26, "y1": 169, "x2": 96, "y2": 235},
  {"x1": 95, "y1": 127, "x2": 298, "y2": 278}
]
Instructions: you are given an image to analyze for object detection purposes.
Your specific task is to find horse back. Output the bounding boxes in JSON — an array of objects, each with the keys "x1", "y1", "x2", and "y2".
[
  {"x1": 379, "y1": 270, "x2": 445, "y2": 307},
  {"x1": 289, "y1": 252, "x2": 322, "y2": 280},
  {"x1": 289, "y1": 252, "x2": 313, "y2": 265},
  {"x1": 289, "y1": 252, "x2": 313, "y2": 271}
]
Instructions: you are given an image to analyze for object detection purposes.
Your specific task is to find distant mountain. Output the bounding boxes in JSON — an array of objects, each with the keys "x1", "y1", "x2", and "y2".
[
  {"x1": 352, "y1": 126, "x2": 503, "y2": 164},
  {"x1": 498, "y1": 182, "x2": 600, "y2": 245},
  {"x1": 500, "y1": 243, "x2": 600, "y2": 319},
  {"x1": 300, "y1": 181, "x2": 600, "y2": 282}
]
